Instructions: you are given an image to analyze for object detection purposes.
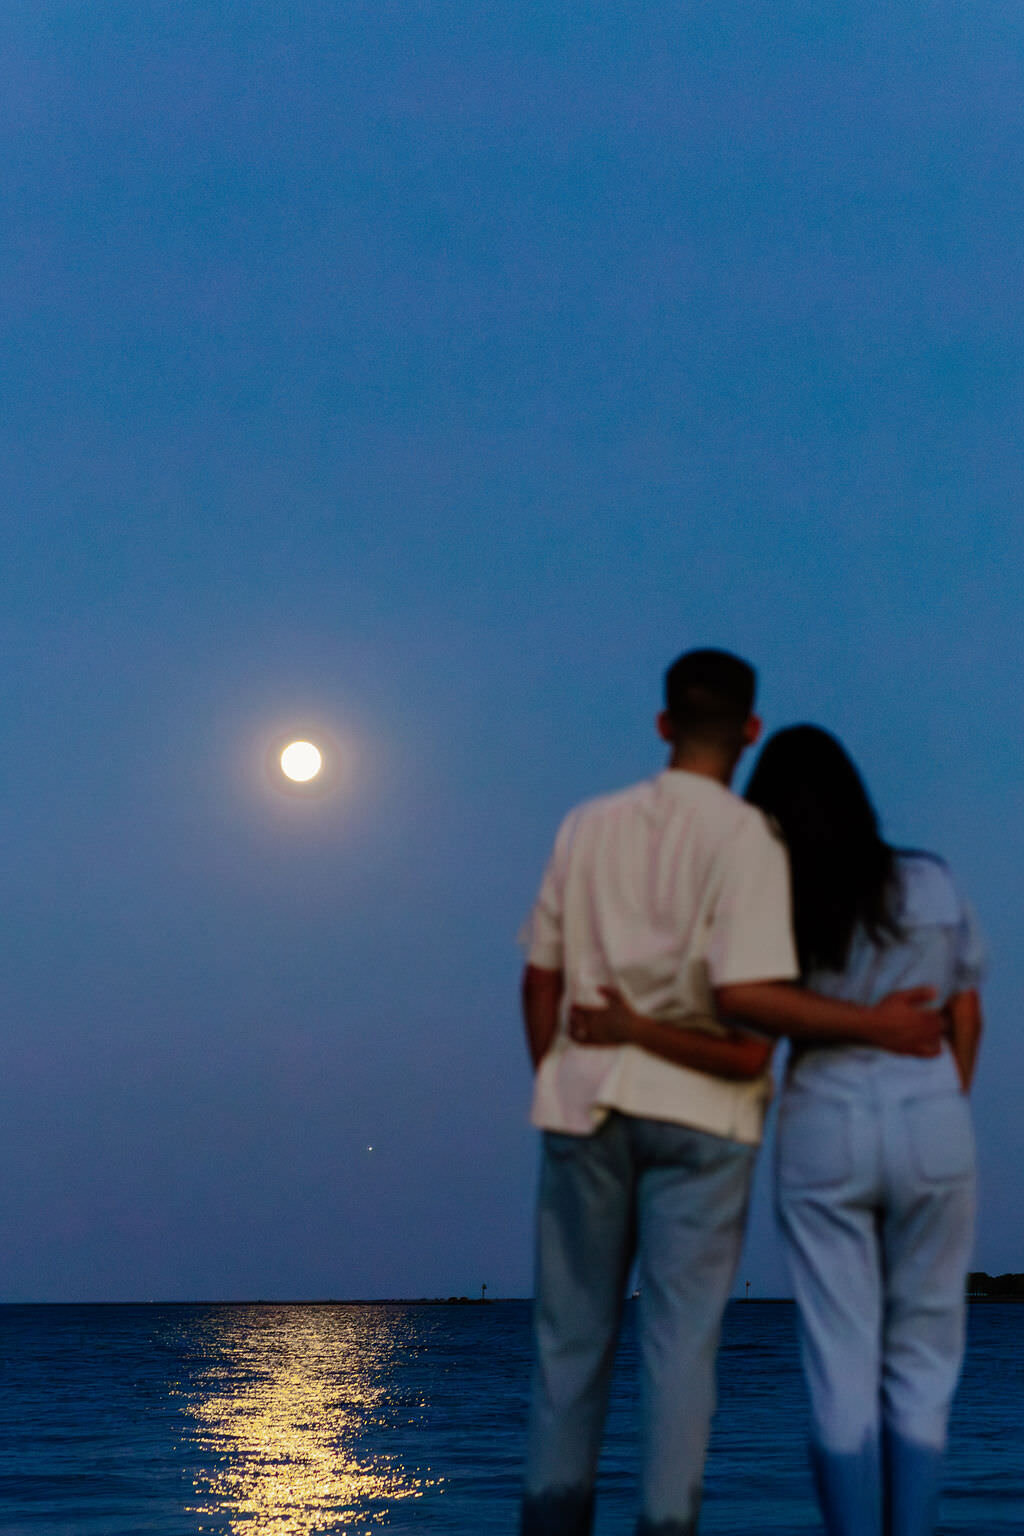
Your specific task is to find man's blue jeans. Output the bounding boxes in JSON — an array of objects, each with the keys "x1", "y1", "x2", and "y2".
[{"x1": 521, "y1": 1112, "x2": 757, "y2": 1536}]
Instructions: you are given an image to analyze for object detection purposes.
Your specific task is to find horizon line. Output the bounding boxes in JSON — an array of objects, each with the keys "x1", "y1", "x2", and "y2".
[{"x1": 0, "y1": 1293, "x2": 800, "y2": 1307}]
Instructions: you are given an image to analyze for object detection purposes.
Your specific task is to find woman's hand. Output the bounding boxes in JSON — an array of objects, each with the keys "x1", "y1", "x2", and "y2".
[
  {"x1": 569, "y1": 987, "x2": 639, "y2": 1047},
  {"x1": 570, "y1": 988, "x2": 774, "y2": 1079}
]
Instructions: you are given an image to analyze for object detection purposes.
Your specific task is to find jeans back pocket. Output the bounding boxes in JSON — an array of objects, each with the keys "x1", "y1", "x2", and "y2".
[
  {"x1": 904, "y1": 1092, "x2": 975, "y2": 1182},
  {"x1": 777, "y1": 1094, "x2": 852, "y2": 1190}
]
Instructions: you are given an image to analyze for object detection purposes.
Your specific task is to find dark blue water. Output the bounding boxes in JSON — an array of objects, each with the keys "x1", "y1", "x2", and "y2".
[{"x1": 0, "y1": 1301, "x2": 1020, "y2": 1534}]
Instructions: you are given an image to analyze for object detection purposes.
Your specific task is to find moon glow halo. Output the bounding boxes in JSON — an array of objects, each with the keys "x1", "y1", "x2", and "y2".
[{"x1": 280, "y1": 740, "x2": 323, "y2": 782}]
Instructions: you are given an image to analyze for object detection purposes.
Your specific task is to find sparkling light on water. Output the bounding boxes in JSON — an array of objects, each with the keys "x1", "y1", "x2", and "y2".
[{"x1": 184, "y1": 1308, "x2": 440, "y2": 1534}]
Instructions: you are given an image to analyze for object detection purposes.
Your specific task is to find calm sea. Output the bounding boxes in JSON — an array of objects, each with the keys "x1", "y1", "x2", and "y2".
[{"x1": 0, "y1": 1300, "x2": 1020, "y2": 1535}]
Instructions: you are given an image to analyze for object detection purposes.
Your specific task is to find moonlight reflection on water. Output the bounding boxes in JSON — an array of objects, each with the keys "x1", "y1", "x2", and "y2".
[{"x1": 183, "y1": 1307, "x2": 440, "y2": 1534}]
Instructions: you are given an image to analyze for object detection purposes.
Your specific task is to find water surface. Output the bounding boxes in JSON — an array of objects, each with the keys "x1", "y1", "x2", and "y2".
[{"x1": 0, "y1": 1300, "x2": 1020, "y2": 1534}]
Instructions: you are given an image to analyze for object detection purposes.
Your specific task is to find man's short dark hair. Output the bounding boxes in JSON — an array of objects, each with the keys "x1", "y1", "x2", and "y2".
[{"x1": 664, "y1": 649, "x2": 757, "y2": 748}]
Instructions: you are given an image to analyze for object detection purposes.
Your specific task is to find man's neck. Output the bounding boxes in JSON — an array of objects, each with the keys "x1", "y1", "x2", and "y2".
[{"x1": 666, "y1": 749, "x2": 737, "y2": 787}]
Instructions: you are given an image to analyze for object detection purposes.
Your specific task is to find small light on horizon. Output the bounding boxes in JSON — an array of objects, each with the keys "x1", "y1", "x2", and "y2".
[{"x1": 280, "y1": 740, "x2": 323, "y2": 782}]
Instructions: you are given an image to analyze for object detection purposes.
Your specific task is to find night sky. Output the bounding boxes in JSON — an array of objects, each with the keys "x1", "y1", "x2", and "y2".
[{"x1": 3, "y1": 1, "x2": 1021, "y2": 1302}]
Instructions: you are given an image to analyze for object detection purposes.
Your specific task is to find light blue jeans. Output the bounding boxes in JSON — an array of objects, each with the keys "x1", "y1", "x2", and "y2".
[
  {"x1": 522, "y1": 1111, "x2": 757, "y2": 1536},
  {"x1": 777, "y1": 1050, "x2": 976, "y2": 1536}
]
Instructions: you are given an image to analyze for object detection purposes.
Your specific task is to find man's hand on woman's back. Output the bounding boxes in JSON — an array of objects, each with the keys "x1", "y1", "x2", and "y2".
[
  {"x1": 713, "y1": 979, "x2": 942, "y2": 1053},
  {"x1": 866, "y1": 988, "x2": 943, "y2": 1056}
]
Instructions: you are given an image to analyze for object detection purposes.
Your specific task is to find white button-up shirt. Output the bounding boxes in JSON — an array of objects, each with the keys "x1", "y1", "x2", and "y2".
[{"x1": 522, "y1": 770, "x2": 799, "y2": 1144}]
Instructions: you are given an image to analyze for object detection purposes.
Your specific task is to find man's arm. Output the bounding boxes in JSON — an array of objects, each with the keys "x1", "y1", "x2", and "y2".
[
  {"x1": 703, "y1": 817, "x2": 942, "y2": 1057},
  {"x1": 946, "y1": 989, "x2": 983, "y2": 1090},
  {"x1": 522, "y1": 964, "x2": 564, "y2": 1069},
  {"x1": 713, "y1": 980, "x2": 944, "y2": 1055}
]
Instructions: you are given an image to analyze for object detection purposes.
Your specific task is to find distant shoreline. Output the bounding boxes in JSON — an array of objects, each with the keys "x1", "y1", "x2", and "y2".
[
  {"x1": 4, "y1": 1293, "x2": 1022, "y2": 1307},
  {"x1": 2, "y1": 1296, "x2": 790, "y2": 1308},
  {"x1": 0, "y1": 1297, "x2": 517, "y2": 1308}
]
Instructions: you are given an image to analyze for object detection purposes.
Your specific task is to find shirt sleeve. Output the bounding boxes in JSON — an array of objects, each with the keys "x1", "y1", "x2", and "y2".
[
  {"x1": 952, "y1": 897, "x2": 987, "y2": 992},
  {"x1": 518, "y1": 811, "x2": 578, "y2": 971},
  {"x1": 705, "y1": 814, "x2": 800, "y2": 987}
]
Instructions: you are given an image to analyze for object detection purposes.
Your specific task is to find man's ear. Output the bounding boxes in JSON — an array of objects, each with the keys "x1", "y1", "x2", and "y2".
[
  {"x1": 742, "y1": 713, "x2": 762, "y2": 747},
  {"x1": 656, "y1": 710, "x2": 675, "y2": 744}
]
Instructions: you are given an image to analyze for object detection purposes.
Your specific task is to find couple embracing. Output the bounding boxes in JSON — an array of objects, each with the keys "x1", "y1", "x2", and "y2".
[{"x1": 519, "y1": 649, "x2": 984, "y2": 1536}]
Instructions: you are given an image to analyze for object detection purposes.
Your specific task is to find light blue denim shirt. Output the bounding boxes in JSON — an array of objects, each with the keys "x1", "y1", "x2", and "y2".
[{"x1": 787, "y1": 853, "x2": 986, "y2": 1097}]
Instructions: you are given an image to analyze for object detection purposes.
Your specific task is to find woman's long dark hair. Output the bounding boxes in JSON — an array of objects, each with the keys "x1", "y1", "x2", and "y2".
[{"x1": 744, "y1": 725, "x2": 902, "y2": 975}]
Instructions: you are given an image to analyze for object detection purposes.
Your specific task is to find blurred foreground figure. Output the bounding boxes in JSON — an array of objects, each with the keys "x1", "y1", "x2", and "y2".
[
  {"x1": 518, "y1": 655, "x2": 944, "y2": 1536},
  {"x1": 747, "y1": 726, "x2": 985, "y2": 1536}
]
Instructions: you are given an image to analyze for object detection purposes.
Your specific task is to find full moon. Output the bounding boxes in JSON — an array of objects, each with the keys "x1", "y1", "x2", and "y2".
[{"x1": 280, "y1": 740, "x2": 323, "y2": 782}]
